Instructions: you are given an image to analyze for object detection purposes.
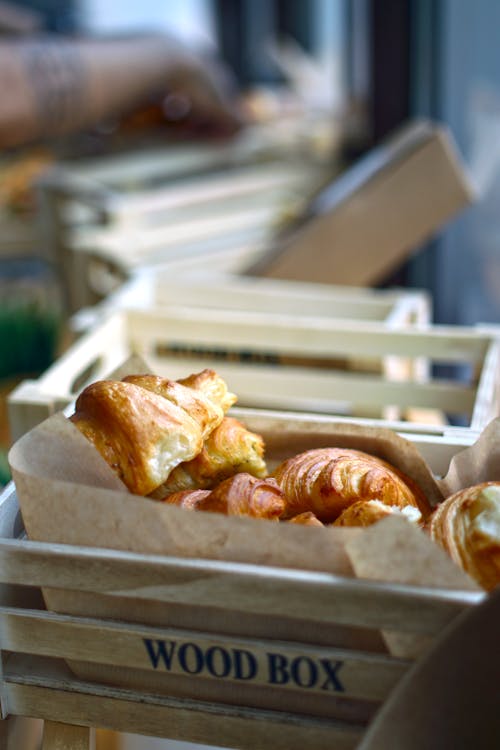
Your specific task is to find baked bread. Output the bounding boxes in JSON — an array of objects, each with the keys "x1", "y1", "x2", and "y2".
[
  {"x1": 122, "y1": 373, "x2": 226, "y2": 440},
  {"x1": 71, "y1": 379, "x2": 210, "y2": 496},
  {"x1": 162, "y1": 472, "x2": 285, "y2": 520},
  {"x1": 273, "y1": 447, "x2": 430, "y2": 523},
  {"x1": 334, "y1": 499, "x2": 395, "y2": 527},
  {"x1": 176, "y1": 369, "x2": 237, "y2": 413},
  {"x1": 287, "y1": 511, "x2": 324, "y2": 527},
  {"x1": 150, "y1": 416, "x2": 267, "y2": 497},
  {"x1": 428, "y1": 482, "x2": 500, "y2": 591},
  {"x1": 161, "y1": 488, "x2": 211, "y2": 510}
]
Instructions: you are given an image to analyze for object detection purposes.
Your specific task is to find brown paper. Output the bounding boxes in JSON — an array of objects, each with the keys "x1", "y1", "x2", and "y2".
[
  {"x1": 439, "y1": 417, "x2": 500, "y2": 496},
  {"x1": 345, "y1": 516, "x2": 480, "y2": 658}
]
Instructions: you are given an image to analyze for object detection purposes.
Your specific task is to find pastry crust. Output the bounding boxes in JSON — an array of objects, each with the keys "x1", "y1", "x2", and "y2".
[
  {"x1": 334, "y1": 499, "x2": 395, "y2": 527},
  {"x1": 428, "y1": 482, "x2": 500, "y2": 591},
  {"x1": 176, "y1": 368, "x2": 237, "y2": 413},
  {"x1": 71, "y1": 379, "x2": 205, "y2": 496},
  {"x1": 273, "y1": 447, "x2": 430, "y2": 523},
  {"x1": 287, "y1": 511, "x2": 324, "y2": 527},
  {"x1": 161, "y1": 473, "x2": 285, "y2": 520},
  {"x1": 161, "y1": 488, "x2": 211, "y2": 510},
  {"x1": 150, "y1": 416, "x2": 267, "y2": 496},
  {"x1": 122, "y1": 374, "x2": 224, "y2": 440}
]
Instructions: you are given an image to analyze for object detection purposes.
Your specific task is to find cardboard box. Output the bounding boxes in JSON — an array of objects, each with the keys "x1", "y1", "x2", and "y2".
[{"x1": 248, "y1": 120, "x2": 475, "y2": 285}]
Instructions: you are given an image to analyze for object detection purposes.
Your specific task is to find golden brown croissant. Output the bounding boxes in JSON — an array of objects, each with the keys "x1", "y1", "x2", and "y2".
[
  {"x1": 333, "y1": 499, "x2": 422, "y2": 527},
  {"x1": 161, "y1": 473, "x2": 285, "y2": 520},
  {"x1": 287, "y1": 511, "x2": 324, "y2": 527},
  {"x1": 428, "y1": 482, "x2": 500, "y2": 591},
  {"x1": 273, "y1": 447, "x2": 430, "y2": 523},
  {"x1": 150, "y1": 416, "x2": 267, "y2": 497},
  {"x1": 70, "y1": 379, "x2": 209, "y2": 495},
  {"x1": 161, "y1": 488, "x2": 211, "y2": 510}
]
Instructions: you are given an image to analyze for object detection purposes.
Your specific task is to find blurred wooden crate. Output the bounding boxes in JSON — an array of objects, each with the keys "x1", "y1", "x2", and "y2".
[
  {"x1": 74, "y1": 268, "x2": 430, "y2": 329},
  {"x1": 7, "y1": 306, "x2": 499, "y2": 443},
  {"x1": 37, "y1": 134, "x2": 329, "y2": 313}
]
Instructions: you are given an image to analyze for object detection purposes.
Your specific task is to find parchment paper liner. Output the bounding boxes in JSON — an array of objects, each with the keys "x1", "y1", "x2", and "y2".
[{"x1": 8, "y1": 363, "x2": 495, "y2": 718}]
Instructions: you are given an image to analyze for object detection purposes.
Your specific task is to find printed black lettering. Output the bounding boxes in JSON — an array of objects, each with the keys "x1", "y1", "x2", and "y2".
[
  {"x1": 320, "y1": 659, "x2": 345, "y2": 692},
  {"x1": 290, "y1": 656, "x2": 318, "y2": 688},
  {"x1": 206, "y1": 646, "x2": 231, "y2": 678},
  {"x1": 178, "y1": 643, "x2": 204, "y2": 674},
  {"x1": 143, "y1": 639, "x2": 177, "y2": 670},
  {"x1": 232, "y1": 649, "x2": 258, "y2": 680},
  {"x1": 267, "y1": 653, "x2": 289, "y2": 685}
]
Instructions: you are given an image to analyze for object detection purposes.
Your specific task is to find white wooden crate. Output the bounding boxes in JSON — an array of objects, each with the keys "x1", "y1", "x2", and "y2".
[
  {"x1": 0, "y1": 411, "x2": 484, "y2": 749},
  {"x1": 72, "y1": 267, "x2": 430, "y2": 332},
  {"x1": 38, "y1": 132, "x2": 327, "y2": 312},
  {"x1": 7, "y1": 306, "x2": 499, "y2": 443}
]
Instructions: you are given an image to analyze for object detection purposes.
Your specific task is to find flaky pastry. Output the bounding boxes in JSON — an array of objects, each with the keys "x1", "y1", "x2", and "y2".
[
  {"x1": 161, "y1": 472, "x2": 285, "y2": 520},
  {"x1": 273, "y1": 447, "x2": 430, "y2": 523},
  {"x1": 287, "y1": 511, "x2": 324, "y2": 527},
  {"x1": 71, "y1": 379, "x2": 209, "y2": 495},
  {"x1": 122, "y1": 374, "x2": 225, "y2": 440},
  {"x1": 176, "y1": 369, "x2": 237, "y2": 413},
  {"x1": 161, "y1": 488, "x2": 211, "y2": 510},
  {"x1": 150, "y1": 416, "x2": 267, "y2": 497},
  {"x1": 428, "y1": 482, "x2": 500, "y2": 591}
]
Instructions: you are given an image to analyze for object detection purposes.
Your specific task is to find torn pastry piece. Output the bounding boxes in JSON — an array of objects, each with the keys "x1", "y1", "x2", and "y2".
[
  {"x1": 273, "y1": 447, "x2": 430, "y2": 524},
  {"x1": 70, "y1": 379, "x2": 207, "y2": 496},
  {"x1": 334, "y1": 500, "x2": 422, "y2": 527},
  {"x1": 121, "y1": 375, "x2": 221, "y2": 439},
  {"x1": 176, "y1": 368, "x2": 237, "y2": 413},
  {"x1": 161, "y1": 488, "x2": 211, "y2": 510},
  {"x1": 287, "y1": 511, "x2": 324, "y2": 527},
  {"x1": 428, "y1": 482, "x2": 500, "y2": 591},
  {"x1": 150, "y1": 416, "x2": 267, "y2": 497},
  {"x1": 161, "y1": 473, "x2": 285, "y2": 520}
]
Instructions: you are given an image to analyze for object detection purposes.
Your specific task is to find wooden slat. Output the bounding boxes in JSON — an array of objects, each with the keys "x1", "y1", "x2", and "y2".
[
  {"x1": 0, "y1": 540, "x2": 483, "y2": 635},
  {"x1": 42, "y1": 720, "x2": 91, "y2": 750},
  {"x1": 146, "y1": 357, "x2": 477, "y2": 415},
  {"x1": 0, "y1": 606, "x2": 409, "y2": 701},
  {"x1": 128, "y1": 308, "x2": 492, "y2": 362},
  {"x1": 4, "y1": 655, "x2": 363, "y2": 750}
]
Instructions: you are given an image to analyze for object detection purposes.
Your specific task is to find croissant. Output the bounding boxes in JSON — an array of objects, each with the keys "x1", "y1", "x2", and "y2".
[
  {"x1": 161, "y1": 488, "x2": 211, "y2": 510},
  {"x1": 333, "y1": 499, "x2": 395, "y2": 527},
  {"x1": 273, "y1": 447, "x2": 430, "y2": 523},
  {"x1": 161, "y1": 472, "x2": 285, "y2": 520},
  {"x1": 150, "y1": 416, "x2": 267, "y2": 497},
  {"x1": 287, "y1": 511, "x2": 324, "y2": 527},
  {"x1": 428, "y1": 482, "x2": 500, "y2": 591},
  {"x1": 70, "y1": 370, "x2": 234, "y2": 496}
]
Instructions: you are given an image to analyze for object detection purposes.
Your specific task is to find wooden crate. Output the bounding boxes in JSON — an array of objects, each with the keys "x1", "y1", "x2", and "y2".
[
  {"x1": 7, "y1": 307, "x2": 500, "y2": 443},
  {"x1": 74, "y1": 267, "x2": 430, "y2": 330},
  {"x1": 0, "y1": 412, "x2": 485, "y2": 749},
  {"x1": 38, "y1": 135, "x2": 327, "y2": 313}
]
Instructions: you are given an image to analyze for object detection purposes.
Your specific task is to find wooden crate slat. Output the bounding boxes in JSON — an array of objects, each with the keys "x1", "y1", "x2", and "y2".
[
  {"x1": 1, "y1": 655, "x2": 366, "y2": 750},
  {"x1": 127, "y1": 308, "x2": 492, "y2": 362},
  {"x1": 0, "y1": 606, "x2": 408, "y2": 702},
  {"x1": 145, "y1": 356, "x2": 476, "y2": 415},
  {"x1": 0, "y1": 540, "x2": 483, "y2": 635},
  {"x1": 41, "y1": 720, "x2": 91, "y2": 750}
]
